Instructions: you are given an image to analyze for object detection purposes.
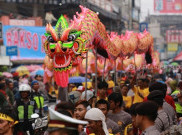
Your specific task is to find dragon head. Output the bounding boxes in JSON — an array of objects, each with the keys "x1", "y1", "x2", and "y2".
[{"x1": 44, "y1": 15, "x2": 86, "y2": 87}]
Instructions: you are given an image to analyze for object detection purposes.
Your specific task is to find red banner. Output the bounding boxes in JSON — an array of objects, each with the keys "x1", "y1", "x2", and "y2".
[
  {"x1": 154, "y1": 0, "x2": 182, "y2": 13},
  {"x1": 166, "y1": 30, "x2": 182, "y2": 43}
]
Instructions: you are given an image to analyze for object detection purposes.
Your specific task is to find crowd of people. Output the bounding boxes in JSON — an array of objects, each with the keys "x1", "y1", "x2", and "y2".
[{"x1": 0, "y1": 69, "x2": 182, "y2": 135}]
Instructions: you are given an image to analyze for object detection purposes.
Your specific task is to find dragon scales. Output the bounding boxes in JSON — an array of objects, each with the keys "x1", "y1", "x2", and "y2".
[{"x1": 43, "y1": 5, "x2": 153, "y2": 87}]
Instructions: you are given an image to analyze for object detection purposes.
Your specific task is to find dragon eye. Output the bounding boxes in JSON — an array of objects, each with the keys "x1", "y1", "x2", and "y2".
[
  {"x1": 47, "y1": 36, "x2": 55, "y2": 43},
  {"x1": 68, "y1": 34, "x2": 76, "y2": 41}
]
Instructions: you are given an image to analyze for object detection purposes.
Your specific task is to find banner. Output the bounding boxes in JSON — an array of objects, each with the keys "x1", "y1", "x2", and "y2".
[
  {"x1": 167, "y1": 43, "x2": 178, "y2": 51},
  {"x1": 154, "y1": 0, "x2": 182, "y2": 13},
  {"x1": 3, "y1": 26, "x2": 46, "y2": 60},
  {"x1": 166, "y1": 30, "x2": 182, "y2": 43}
]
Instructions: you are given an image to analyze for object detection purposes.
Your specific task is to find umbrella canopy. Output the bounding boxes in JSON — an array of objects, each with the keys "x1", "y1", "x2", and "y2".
[
  {"x1": 36, "y1": 69, "x2": 44, "y2": 76},
  {"x1": 173, "y1": 51, "x2": 182, "y2": 61},
  {"x1": 15, "y1": 66, "x2": 30, "y2": 76},
  {"x1": 30, "y1": 69, "x2": 44, "y2": 77},
  {"x1": 2, "y1": 72, "x2": 13, "y2": 78},
  {"x1": 171, "y1": 62, "x2": 179, "y2": 66},
  {"x1": 69, "y1": 76, "x2": 90, "y2": 84}
]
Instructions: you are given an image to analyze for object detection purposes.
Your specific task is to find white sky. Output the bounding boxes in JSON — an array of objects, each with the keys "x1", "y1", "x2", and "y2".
[{"x1": 140, "y1": 0, "x2": 154, "y2": 22}]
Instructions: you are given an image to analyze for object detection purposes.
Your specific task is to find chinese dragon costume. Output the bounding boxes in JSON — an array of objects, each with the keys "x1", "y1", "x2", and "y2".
[{"x1": 43, "y1": 5, "x2": 154, "y2": 87}]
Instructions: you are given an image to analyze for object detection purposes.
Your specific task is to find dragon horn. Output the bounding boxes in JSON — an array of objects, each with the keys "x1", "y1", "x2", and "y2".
[
  {"x1": 46, "y1": 23, "x2": 58, "y2": 41},
  {"x1": 55, "y1": 15, "x2": 69, "y2": 38}
]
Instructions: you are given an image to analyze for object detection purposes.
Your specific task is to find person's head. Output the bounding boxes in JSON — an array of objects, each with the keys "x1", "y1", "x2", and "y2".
[
  {"x1": 177, "y1": 92, "x2": 182, "y2": 106},
  {"x1": 169, "y1": 80, "x2": 178, "y2": 91},
  {"x1": 35, "y1": 75, "x2": 42, "y2": 81},
  {"x1": 85, "y1": 108, "x2": 109, "y2": 135},
  {"x1": 120, "y1": 80, "x2": 125, "y2": 88},
  {"x1": 130, "y1": 103, "x2": 140, "y2": 127},
  {"x1": 137, "y1": 79, "x2": 144, "y2": 88},
  {"x1": 0, "y1": 77, "x2": 6, "y2": 84},
  {"x1": 55, "y1": 101, "x2": 74, "y2": 117},
  {"x1": 98, "y1": 81, "x2": 108, "y2": 97},
  {"x1": 19, "y1": 84, "x2": 31, "y2": 99},
  {"x1": 7, "y1": 81, "x2": 14, "y2": 90},
  {"x1": 80, "y1": 90, "x2": 94, "y2": 105},
  {"x1": 0, "y1": 83, "x2": 6, "y2": 91},
  {"x1": 121, "y1": 85, "x2": 129, "y2": 96},
  {"x1": 147, "y1": 74, "x2": 152, "y2": 82},
  {"x1": 108, "y1": 92, "x2": 123, "y2": 110},
  {"x1": 0, "y1": 105, "x2": 17, "y2": 135},
  {"x1": 96, "y1": 99, "x2": 110, "y2": 116},
  {"x1": 147, "y1": 90, "x2": 164, "y2": 107},
  {"x1": 135, "y1": 101, "x2": 158, "y2": 130},
  {"x1": 48, "y1": 107, "x2": 87, "y2": 135},
  {"x1": 149, "y1": 81, "x2": 167, "y2": 98},
  {"x1": 178, "y1": 81, "x2": 182, "y2": 91},
  {"x1": 143, "y1": 79, "x2": 150, "y2": 88},
  {"x1": 74, "y1": 100, "x2": 90, "y2": 120},
  {"x1": 31, "y1": 80, "x2": 39, "y2": 91}
]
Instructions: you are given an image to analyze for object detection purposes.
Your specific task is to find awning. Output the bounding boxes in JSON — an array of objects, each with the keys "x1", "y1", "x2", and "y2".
[
  {"x1": 1, "y1": 0, "x2": 79, "y2": 5},
  {"x1": 173, "y1": 51, "x2": 182, "y2": 61}
]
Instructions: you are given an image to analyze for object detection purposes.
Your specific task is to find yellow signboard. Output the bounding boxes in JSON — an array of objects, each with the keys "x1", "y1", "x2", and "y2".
[{"x1": 167, "y1": 43, "x2": 178, "y2": 51}]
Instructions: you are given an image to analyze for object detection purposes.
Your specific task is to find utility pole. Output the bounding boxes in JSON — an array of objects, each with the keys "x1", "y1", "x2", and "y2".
[{"x1": 128, "y1": 0, "x2": 133, "y2": 30}]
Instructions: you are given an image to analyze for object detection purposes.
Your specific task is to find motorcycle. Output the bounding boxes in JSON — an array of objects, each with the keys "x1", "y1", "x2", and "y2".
[{"x1": 31, "y1": 113, "x2": 48, "y2": 135}]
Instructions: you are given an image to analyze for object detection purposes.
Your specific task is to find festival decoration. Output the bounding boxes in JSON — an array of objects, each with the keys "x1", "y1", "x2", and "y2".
[
  {"x1": 43, "y1": 56, "x2": 53, "y2": 84},
  {"x1": 43, "y1": 5, "x2": 154, "y2": 87}
]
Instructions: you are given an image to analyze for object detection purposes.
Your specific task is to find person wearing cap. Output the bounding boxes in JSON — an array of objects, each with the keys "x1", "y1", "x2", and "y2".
[
  {"x1": 147, "y1": 90, "x2": 173, "y2": 132},
  {"x1": 74, "y1": 100, "x2": 91, "y2": 120},
  {"x1": 107, "y1": 92, "x2": 133, "y2": 135},
  {"x1": 85, "y1": 108, "x2": 113, "y2": 135},
  {"x1": 48, "y1": 106, "x2": 88, "y2": 135},
  {"x1": 31, "y1": 80, "x2": 44, "y2": 117},
  {"x1": 81, "y1": 90, "x2": 96, "y2": 107},
  {"x1": 0, "y1": 105, "x2": 18, "y2": 135},
  {"x1": 14, "y1": 84, "x2": 37, "y2": 135},
  {"x1": 96, "y1": 99, "x2": 120, "y2": 134},
  {"x1": 135, "y1": 101, "x2": 160, "y2": 135}
]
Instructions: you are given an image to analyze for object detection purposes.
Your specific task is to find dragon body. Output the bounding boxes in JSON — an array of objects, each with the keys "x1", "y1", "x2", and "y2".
[{"x1": 43, "y1": 5, "x2": 153, "y2": 87}]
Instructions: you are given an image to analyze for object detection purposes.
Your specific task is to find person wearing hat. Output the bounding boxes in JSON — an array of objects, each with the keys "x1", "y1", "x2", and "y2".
[
  {"x1": 14, "y1": 84, "x2": 37, "y2": 135},
  {"x1": 135, "y1": 101, "x2": 160, "y2": 135},
  {"x1": 107, "y1": 92, "x2": 133, "y2": 135},
  {"x1": 0, "y1": 105, "x2": 18, "y2": 135},
  {"x1": 147, "y1": 90, "x2": 173, "y2": 132},
  {"x1": 48, "y1": 106, "x2": 88, "y2": 135},
  {"x1": 81, "y1": 90, "x2": 96, "y2": 107},
  {"x1": 85, "y1": 108, "x2": 112, "y2": 135},
  {"x1": 31, "y1": 80, "x2": 44, "y2": 117},
  {"x1": 96, "y1": 99, "x2": 120, "y2": 134}
]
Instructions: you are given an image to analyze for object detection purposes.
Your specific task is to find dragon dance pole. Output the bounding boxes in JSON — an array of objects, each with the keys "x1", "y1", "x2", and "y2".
[
  {"x1": 114, "y1": 60, "x2": 117, "y2": 85},
  {"x1": 95, "y1": 48, "x2": 98, "y2": 96},
  {"x1": 102, "y1": 58, "x2": 106, "y2": 81},
  {"x1": 85, "y1": 51, "x2": 88, "y2": 100}
]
